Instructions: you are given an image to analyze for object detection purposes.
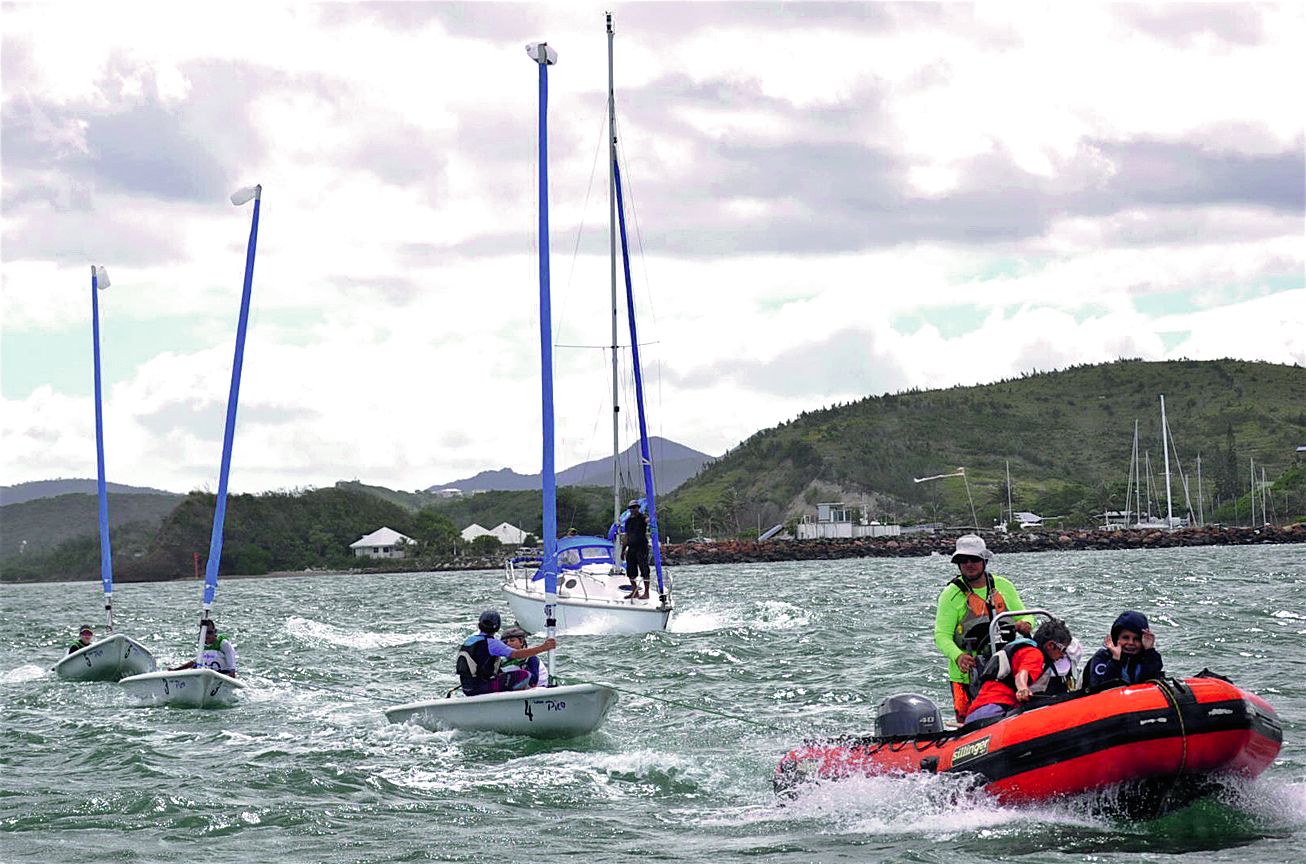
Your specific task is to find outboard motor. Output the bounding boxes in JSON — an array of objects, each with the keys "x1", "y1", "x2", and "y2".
[{"x1": 874, "y1": 693, "x2": 944, "y2": 741}]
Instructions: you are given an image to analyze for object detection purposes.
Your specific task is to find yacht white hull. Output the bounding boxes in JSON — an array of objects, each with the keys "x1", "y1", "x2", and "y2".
[
  {"x1": 385, "y1": 683, "x2": 616, "y2": 738},
  {"x1": 52, "y1": 634, "x2": 157, "y2": 682},
  {"x1": 118, "y1": 668, "x2": 244, "y2": 708},
  {"x1": 502, "y1": 584, "x2": 671, "y2": 635}
]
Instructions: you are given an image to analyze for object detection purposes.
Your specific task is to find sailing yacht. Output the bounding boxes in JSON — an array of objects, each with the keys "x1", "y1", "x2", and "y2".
[{"x1": 502, "y1": 13, "x2": 673, "y2": 635}]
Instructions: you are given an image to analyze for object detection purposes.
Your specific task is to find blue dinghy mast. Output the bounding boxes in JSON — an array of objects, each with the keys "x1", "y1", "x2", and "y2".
[
  {"x1": 90, "y1": 265, "x2": 115, "y2": 631},
  {"x1": 527, "y1": 41, "x2": 559, "y2": 677},
  {"x1": 612, "y1": 159, "x2": 666, "y2": 599},
  {"x1": 198, "y1": 184, "x2": 261, "y2": 662}
]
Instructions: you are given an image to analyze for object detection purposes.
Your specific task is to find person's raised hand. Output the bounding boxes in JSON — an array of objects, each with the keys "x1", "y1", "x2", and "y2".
[
  {"x1": 1104, "y1": 635, "x2": 1122, "y2": 661},
  {"x1": 1142, "y1": 629, "x2": 1155, "y2": 651}
]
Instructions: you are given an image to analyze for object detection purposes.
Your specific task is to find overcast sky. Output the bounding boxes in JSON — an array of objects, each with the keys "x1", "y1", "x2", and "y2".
[{"x1": 3, "y1": 2, "x2": 1303, "y2": 495}]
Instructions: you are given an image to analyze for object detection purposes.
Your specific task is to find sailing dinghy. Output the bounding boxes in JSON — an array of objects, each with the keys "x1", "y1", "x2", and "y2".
[
  {"x1": 503, "y1": 13, "x2": 673, "y2": 635},
  {"x1": 120, "y1": 186, "x2": 262, "y2": 708},
  {"x1": 387, "y1": 43, "x2": 614, "y2": 739},
  {"x1": 53, "y1": 266, "x2": 157, "y2": 683},
  {"x1": 385, "y1": 682, "x2": 616, "y2": 739}
]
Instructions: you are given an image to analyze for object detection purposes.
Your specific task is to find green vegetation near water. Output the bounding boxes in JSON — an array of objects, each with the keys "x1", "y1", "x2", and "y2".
[
  {"x1": 662, "y1": 359, "x2": 1305, "y2": 536},
  {"x1": 4, "y1": 359, "x2": 1302, "y2": 581}
]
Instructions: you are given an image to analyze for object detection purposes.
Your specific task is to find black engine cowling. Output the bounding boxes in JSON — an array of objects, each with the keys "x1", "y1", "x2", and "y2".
[{"x1": 874, "y1": 693, "x2": 944, "y2": 740}]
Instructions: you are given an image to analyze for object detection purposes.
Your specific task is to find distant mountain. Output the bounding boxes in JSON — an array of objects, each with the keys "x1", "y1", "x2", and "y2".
[
  {"x1": 427, "y1": 437, "x2": 715, "y2": 494},
  {"x1": 1, "y1": 479, "x2": 177, "y2": 506}
]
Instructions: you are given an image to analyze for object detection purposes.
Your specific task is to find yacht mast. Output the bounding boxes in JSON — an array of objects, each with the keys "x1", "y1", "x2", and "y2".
[
  {"x1": 1005, "y1": 459, "x2": 1013, "y2": 527},
  {"x1": 1144, "y1": 450, "x2": 1155, "y2": 520},
  {"x1": 607, "y1": 12, "x2": 620, "y2": 528},
  {"x1": 1160, "y1": 395, "x2": 1174, "y2": 528},
  {"x1": 1196, "y1": 452, "x2": 1204, "y2": 527},
  {"x1": 1128, "y1": 420, "x2": 1140, "y2": 526},
  {"x1": 1249, "y1": 457, "x2": 1256, "y2": 527},
  {"x1": 1261, "y1": 466, "x2": 1269, "y2": 525}
]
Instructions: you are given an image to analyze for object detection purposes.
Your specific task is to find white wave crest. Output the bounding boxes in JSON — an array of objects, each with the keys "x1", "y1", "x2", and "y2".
[
  {"x1": 284, "y1": 615, "x2": 436, "y2": 649},
  {"x1": 702, "y1": 772, "x2": 1101, "y2": 837},
  {"x1": 750, "y1": 600, "x2": 811, "y2": 631},
  {"x1": 1, "y1": 663, "x2": 50, "y2": 684},
  {"x1": 669, "y1": 609, "x2": 727, "y2": 633}
]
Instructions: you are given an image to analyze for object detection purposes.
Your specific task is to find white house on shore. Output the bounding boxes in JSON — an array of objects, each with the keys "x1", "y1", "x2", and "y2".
[
  {"x1": 460, "y1": 523, "x2": 490, "y2": 543},
  {"x1": 796, "y1": 502, "x2": 901, "y2": 540},
  {"x1": 460, "y1": 522, "x2": 529, "y2": 545},
  {"x1": 350, "y1": 527, "x2": 416, "y2": 559}
]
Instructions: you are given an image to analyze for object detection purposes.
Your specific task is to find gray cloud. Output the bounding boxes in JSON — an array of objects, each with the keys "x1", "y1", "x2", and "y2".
[
  {"x1": 667, "y1": 327, "x2": 911, "y2": 400},
  {"x1": 318, "y1": 2, "x2": 549, "y2": 40},
  {"x1": 432, "y1": 117, "x2": 1304, "y2": 261},
  {"x1": 137, "y1": 400, "x2": 318, "y2": 440},
  {"x1": 319, "y1": 2, "x2": 949, "y2": 42},
  {"x1": 328, "y1": 274, "x2": 424, "y2": 306},
  {"x1": 2, "y1": 211, "x2": 187, "y2": 267},
  {"x1": 1116, "y1": 4, "x2": 1267, "y2": 47},
  {"x1": 1093, "y1": 208, "x2": 1303, "y2": 248},
  {"x1": 1, "y1": 54, "x2": 279, "y2": 211},
  {"x1": 1088, "y1": 138, "x2": 1305, "y2": 212}
]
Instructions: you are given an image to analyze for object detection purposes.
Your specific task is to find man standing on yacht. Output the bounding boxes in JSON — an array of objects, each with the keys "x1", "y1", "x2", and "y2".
[{"x1": 622, "y1": 500, "x2": 651, "y2": 600}]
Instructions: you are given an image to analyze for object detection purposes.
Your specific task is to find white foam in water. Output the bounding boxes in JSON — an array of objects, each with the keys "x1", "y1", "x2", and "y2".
[
  {"x1": 703, "y1": 773, "x2": 1102, "y2": 838},
  {"x1": 1217, "y1": 777, "x2": 1306, "y2": 827},
  {"x1": 750, "y1": 600, "x2": 811, "y2": 631},
  {"x1": 530, "y1": 746, "x2": 708, "y2": 781},
  {"x1": 669, "y1": 608, "x2": 728, "y2": 633},
  {"x1": 284, "y1": 615, "x2": 443, "y2": 649},
  {"x1": 2, "y1": 664, "x2": 50, "y2": 683},
  {"x1": 668, "y1": 599, "x2": 810, "y2": 634}
]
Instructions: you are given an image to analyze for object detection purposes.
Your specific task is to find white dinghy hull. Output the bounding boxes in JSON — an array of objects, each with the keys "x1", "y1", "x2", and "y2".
[
  {"x1": 118, "y1": 668, "x2": 244, "y2": 708},
  {"x1": 52, "y1": 634, "x2": 157, "y2": 682},
  {"x1": 385, "y1": 683, "x2": 617, "y2": 738},
  {"x1": 503, "y1": 584, "x2": 671, "y2": 635}
]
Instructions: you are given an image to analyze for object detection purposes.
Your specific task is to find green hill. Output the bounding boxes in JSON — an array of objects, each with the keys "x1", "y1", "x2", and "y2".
[
  {"x1": 659, "y1": 359, "x2": 1306, "y2": 536},
  {"x1": 2, "y1": 483, "x2": 638, "y2": 582},
  {"x1": 0, "y1": 492, "x2": 182, "y2": 561}
]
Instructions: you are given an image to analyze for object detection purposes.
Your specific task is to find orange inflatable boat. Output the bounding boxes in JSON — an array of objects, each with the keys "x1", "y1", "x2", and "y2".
[{"x1": 775, "y1": 672, "x2": 1282, "y2": 813}]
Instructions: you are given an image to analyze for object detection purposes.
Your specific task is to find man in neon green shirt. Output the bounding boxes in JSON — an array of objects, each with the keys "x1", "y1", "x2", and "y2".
[{"x1": 933, "y1": 535, "x2": 1030, "y2": 722}]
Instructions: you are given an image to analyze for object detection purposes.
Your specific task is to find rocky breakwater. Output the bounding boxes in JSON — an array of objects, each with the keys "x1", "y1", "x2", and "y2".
[{"x1": 662, "y1": 523, "x2": 1306, "y2": 566}]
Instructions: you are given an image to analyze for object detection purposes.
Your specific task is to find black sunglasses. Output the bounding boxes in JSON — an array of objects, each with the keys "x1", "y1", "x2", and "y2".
[{"x1": 955, "y1": 555, "x2": 984, "y2": 564}]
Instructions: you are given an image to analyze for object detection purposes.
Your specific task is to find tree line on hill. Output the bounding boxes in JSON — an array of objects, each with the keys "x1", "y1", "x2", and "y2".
[
  {"x1": 662, "y1": 359, "x2": 1305, "y2": 536},
  {"x1": 4, "y1": 359, "x2": 1301, "y2": 582}
]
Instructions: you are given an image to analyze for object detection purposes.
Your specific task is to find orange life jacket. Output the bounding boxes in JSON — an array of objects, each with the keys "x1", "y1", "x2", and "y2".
[{"x1": 952, "y1": 574, "x2": 1008, "y2": 653}]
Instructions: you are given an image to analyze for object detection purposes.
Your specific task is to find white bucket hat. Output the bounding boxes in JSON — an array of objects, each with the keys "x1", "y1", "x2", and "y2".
[{"x1": 950, "y1": 534, "x2": 992, "y2": 563}]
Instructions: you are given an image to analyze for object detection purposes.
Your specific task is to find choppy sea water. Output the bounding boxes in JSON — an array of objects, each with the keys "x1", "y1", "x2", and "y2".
[{"x1": 3, "y1": 545, "x2": 1303, "y2": 863}]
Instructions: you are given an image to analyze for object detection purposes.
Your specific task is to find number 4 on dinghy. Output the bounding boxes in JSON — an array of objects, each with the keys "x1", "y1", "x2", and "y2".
[{"x1": 385, "y1": 683, "x2": 616, "y2": 739}]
